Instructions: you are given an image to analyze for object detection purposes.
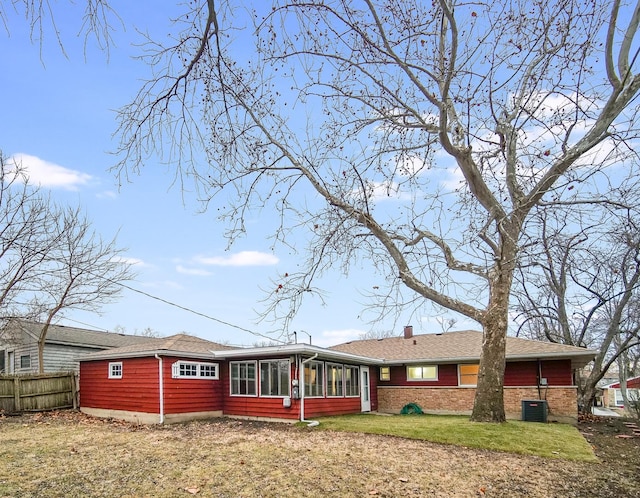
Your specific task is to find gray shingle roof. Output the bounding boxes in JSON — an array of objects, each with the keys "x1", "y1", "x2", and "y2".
[
  {"x1": 330, "y1": 330, "x2": 595, "y2": 367},
  {"x1": 80, "y1": 333, "x2": 236, "y2": 360},
  {"x1": 9, "y1": 319, "x2": 158, "y2": 349}
]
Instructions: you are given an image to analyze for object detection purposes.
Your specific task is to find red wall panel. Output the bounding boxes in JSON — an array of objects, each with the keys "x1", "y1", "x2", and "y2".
[{"x1": 80, "y1": 358, "x2": 160, "y2": 414}]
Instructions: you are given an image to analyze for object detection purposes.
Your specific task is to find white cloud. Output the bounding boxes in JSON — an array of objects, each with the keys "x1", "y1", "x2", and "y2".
[
  {"x1": 195, "y1": 251, "x2": 279, "y2": 267},
  {"x1": 315, "y1": 328, "x2": 365, "y2": 347},
  {"x1": 9, "y1": 153, "x2": 93, "y2": 191},
  {"x1": 112, "y1": 256, "x2": 147, "y2": 267},
  {"x1": 176, "y1": 265, "x2": 212, "y2": 276},
  {"x1": 97, "y1": 190, "x2": 118, "y2": 199}
]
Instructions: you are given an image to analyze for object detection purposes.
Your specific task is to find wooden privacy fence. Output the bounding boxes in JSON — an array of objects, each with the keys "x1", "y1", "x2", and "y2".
[{"x1": 0, "y1": 372, "x2": 77, "y2": 413}]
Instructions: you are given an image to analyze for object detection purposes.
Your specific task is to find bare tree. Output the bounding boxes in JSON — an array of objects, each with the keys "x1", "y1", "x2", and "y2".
[
  {"x1": 516, "y1": 211, "x2": 640, "y2": 413},
  {"x1": 0, "y1": 153, "x2": 135, "y2": 372},
  {"x1": 110, "y1": 0, "x2": 640, "y2": 422},
  {"x1": 0, "y1": 154, "x2": 62, "y2": 324},
  {"x1": 30, "y1": 206, "x2": 135, "y2": 373}
]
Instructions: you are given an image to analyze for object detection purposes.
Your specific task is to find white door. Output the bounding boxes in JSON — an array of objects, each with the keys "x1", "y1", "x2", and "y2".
[{"x1": 360, "y1": 366, "x2": 371, "y2": 412}]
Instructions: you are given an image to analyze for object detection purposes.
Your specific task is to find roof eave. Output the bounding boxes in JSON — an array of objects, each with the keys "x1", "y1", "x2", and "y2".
[
  {"x1": 80, "y1": 350, "x2": 219, "y2": 361},
  {"x1": 210, "y1": 344, "x2": 382, "y2": 365},
  {"x1": 378, "y1": 350, "x2": 596, "y2": 366}
]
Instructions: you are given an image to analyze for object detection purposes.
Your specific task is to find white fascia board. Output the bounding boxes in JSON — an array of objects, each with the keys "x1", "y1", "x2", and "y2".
[
  {"x1": 79, "y1": 350, "x2": 217, "y2": 362},
  {"x1": 210, "y1": 344, "x2": 382, "y2": 365}
]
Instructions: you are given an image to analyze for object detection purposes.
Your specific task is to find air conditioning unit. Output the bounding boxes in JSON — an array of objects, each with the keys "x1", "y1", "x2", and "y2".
[{"x1": 521, "y1": 399, "x2": 548, "y2": 423}]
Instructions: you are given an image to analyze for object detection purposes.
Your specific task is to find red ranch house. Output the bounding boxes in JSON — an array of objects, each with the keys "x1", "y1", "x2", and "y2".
[
  {"x1": 79, "y1": 334, "x2": 378, "y2": 424},
  {"x1": 79, "y1": 327, "x2": 595, "y2": 425}
]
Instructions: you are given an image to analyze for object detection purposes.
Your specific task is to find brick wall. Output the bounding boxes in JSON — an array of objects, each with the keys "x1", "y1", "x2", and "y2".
[{"x1": 377, "y1": 386, "x2": 578, "y2": 423}]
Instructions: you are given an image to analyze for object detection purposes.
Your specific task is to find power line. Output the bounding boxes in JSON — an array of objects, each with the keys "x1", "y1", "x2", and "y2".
[{"x1": 115, "y1": 280, "x2": 286, "y2": 344}]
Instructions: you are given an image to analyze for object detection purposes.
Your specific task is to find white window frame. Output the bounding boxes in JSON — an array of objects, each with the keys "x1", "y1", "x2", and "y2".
[
  {"x1": 458, "y1": 364, "x2": 479, "y2": 387},
  {"x1": 172, "y1": 360, "x2": 219, "y2": 379},
  {"x1": 230, "y1": 361, "x2": 258, "y2": 396},
  {"x1": 326, "y1": 362, "x2": 344, "y2": 397},
  {"x1": 344, "y1": 365, "x2": 360, "y2": 397},
  {"x1": 614, "y1": 388, "x2": 640, "y2": 407},
  {"x1": 19, "y1": 354, "x2": 31, "y2": 370},
  {"x1": 379, "y1": 366, "x2": 391, "y2": 381},
  {"x1": 304, "y1": 360, "x2": 325, "y2": 398},
  {"x1": 259, "y1": 359, "x2": 291, "y2": 397},
  {"x1": 108, "y1": 361, "x2": 123, "y2": 379},
  {"x1": 406, "y1": 365, "x2": 438, "y2": 382}
]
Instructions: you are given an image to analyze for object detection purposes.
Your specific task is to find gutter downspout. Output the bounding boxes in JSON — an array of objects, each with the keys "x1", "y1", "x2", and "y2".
[
  {"x1": 155, "y1": 354, "x2": 164, "y2": 424},
  {"x1": 300, "y1": 353, "x2": 319, "y2": 427}
]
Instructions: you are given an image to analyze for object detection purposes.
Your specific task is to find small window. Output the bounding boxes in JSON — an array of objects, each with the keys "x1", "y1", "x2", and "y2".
[
  {"x1": 20, "y1": 355, "x2": 31, "y2": 369},
  {"x1": 172, "y1": 361, "x2": 219, "y2": 379},
  {"x1": 230, "y1": 361, "x2": 257, "y2": 396},
  {"x1": 379, "y1": 366, "x2": 390, "y2": 381},
  {"x1": 407, "y1": 365, "x2": 437, "y2": 381},
  {"x1": 108, "y1": 362, "x2": 123, "y2": 379},
  {"x1": 459, "y1": 364, "x2": 479, "y2": 386}
]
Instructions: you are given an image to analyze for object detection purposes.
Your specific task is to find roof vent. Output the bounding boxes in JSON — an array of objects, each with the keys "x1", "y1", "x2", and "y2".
[
  {"x1": 404, "y1": 325, "x2": 413, "y2": 339},
  {"x1": 413, "y1": 339, "x2": 417, "y2": 345}
]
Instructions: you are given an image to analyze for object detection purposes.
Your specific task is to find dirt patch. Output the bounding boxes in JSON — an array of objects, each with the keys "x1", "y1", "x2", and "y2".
[{"x1": 0, "y1": 410, "x2": 638, "y2": 497}]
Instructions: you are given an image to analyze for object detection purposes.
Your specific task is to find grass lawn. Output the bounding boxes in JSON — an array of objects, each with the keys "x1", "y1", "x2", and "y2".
[{"x1": 314, "y1": 413, "x2": 597, "y2": 461}]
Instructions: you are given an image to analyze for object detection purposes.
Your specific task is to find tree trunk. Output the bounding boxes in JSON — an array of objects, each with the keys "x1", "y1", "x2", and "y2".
[{"x1": 471, "y1": 236, "x2": 517, "y2": 423}]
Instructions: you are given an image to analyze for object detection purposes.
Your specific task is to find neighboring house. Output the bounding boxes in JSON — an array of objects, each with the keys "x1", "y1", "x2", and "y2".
[
  {"x1": 601, "y1": 376, "x2": 640, "y2": 413},
  {"x1": 330, "y1": 326, "x2": 595, "y2": 424},
  {"x1": 79, "y1": 325, "x2": 595, "y2": 425},
  {"x1": 0, "y1": 319, "x2": 158, "y2": 374}
]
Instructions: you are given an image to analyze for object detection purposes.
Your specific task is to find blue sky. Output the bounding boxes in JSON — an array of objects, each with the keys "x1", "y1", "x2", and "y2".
[{"x1": 0, "y1": 3, "x2": 475, "y2": 346}]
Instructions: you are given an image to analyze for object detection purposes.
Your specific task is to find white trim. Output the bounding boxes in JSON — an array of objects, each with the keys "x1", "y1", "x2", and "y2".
[
  {"x1": 258, "y1": 359, "x2": 291, "y2": 398},
  {"x1": 406, "y1": 364, "x2": 438, "y2": 381},
  {"x1": 229, "y1": 360, "x2": 258, "y2": 397},
  {"x1": 344, "y1": 364, "x2": 360, "y2": 397},
  {"x1": 325, "y1": 362, "x2": 345, "y2": 397},
  {"x1": 108, "y1": 361, "x2": 123, "y2": 379},
  {"x1": 172, "y1": 360, "x2": 219, "y2": 379},
  {"x1": 360, "y1": 366, "x2": 371, "y2": 412},
  {"x1": 303, "y1": 359, "x2": 325, "y2": 398},
  {"x1": 457, "y1": 363, "x2": 479, "y2": 387}
]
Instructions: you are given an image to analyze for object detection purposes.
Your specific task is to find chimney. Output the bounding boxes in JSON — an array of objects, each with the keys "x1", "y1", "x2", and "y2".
[{"x1": 403, "y1": 325, "x2": 413, "y2": 339}]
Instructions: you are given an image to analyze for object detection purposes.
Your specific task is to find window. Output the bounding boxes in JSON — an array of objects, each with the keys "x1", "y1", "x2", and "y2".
[
  {"x1": 345, "y1": 365, "x2": 360, "y2": 397},
  {"x1": 304, "y1": 360, "x2": 324, "y2": 397},
  {"x1": 459, "y1": 364, "x2": 479, "y2": 386},
  {"x1": 0, "y1": 350, "x2": 5, "y2": 373},
  {"x1": 260, "y1": 360, "x2": 290, "y2": 397},
  {"x1": 108, "y1": 362, "x2": 123, "y2": 379},
  {"x1": 326, "y1": 363, "x2": 344, "y2": 397},
  {"x1": 379, "y1": 366, "x2": 390, "y2": 381},
  {"x1": 407, "y1": 365, "x2": 437, "y2": 381},
  {"x1": 230, "y1": 361, "x2": 257, "y2": 396},
  {"x1": 172, "y1": 361, "x2": 219, "y2": 379},
  {"x1": 20, "y1": 355, "x2": 31, "y2": 369},
  {"x1": 614, "y1": 388, "x2": 640, "y2": 407}
]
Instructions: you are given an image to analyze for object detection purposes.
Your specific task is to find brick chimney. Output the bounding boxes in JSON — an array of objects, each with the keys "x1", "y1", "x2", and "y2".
[{"x1": 403, "y1": 325, "x2": 413, "y2": 339}]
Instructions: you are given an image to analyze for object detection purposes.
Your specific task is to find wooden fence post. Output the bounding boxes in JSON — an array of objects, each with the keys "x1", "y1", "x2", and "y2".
[{"x1": 13, "y1": 376, "x2": 21, "y2": 412}]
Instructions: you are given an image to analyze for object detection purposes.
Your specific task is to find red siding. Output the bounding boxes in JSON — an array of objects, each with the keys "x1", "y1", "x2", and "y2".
[
  {"x1": 304, "y1": 396, "x2": 361, "y2": 418},
  {"x1": 162, "y1": 357, "x2": 223, "y2": 414},
  {"x1": 381, "y1": 360, "x2": 574, "y2": 388},
  {"x1": 504, "y1": 360, "x2": 573, "y2": 386},
  {"x1": 80, "y1": 357, "x2": 160, "y2": 414},
  {"x1": 383, "y1": 363, "x2": 459, "y2": 387},
  {"x1": 605, "y1": 376, "x2": 640, "y2": 389}
]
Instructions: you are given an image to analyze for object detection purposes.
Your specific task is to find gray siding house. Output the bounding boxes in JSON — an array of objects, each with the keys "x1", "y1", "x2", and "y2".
[{"x1": 0, "y1": 319, "x2": 158, "y2": 374}]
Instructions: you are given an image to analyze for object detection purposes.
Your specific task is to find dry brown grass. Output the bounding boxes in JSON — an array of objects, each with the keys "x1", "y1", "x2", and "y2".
[{"x1": 0, "y1": 411, "x2": 638, "y2": 497}]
